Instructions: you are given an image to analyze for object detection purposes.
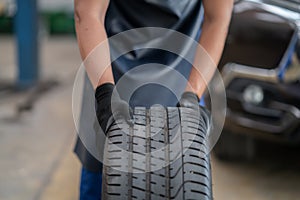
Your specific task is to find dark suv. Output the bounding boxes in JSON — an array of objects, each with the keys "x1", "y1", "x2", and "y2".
[{"x1": 213, "y1": 0, "x2": 300, "y2": 160}]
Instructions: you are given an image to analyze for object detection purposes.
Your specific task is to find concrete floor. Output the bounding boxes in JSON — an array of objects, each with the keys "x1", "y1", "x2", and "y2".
[
  {"x1": 212, "y1": 143, "x2": 300, "y2": 200},
  {"x1": 0, "y1": 36, "x2": 81, "y2": 200},
  {"x1": 0, "y1": 36, "x2": 300, "y2": 200}
]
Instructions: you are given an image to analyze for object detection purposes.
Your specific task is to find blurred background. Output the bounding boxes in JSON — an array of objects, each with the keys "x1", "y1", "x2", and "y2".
[{"x1": 0, "y1": 0, "x2": 299, "y2": 200}]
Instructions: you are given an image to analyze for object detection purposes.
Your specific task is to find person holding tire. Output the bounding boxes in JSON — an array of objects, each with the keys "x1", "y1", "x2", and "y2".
[{"x1": 73, "y1": 0, "x2": 233, "y2": 199}]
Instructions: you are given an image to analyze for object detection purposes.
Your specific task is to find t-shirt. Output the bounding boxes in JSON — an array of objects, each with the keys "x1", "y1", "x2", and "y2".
[{"x1": 105, "y1": 0, "x2": 203, "y2": 107}]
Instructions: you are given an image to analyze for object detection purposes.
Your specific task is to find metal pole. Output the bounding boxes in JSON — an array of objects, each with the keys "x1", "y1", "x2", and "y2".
[{"x1": 15, "y1": 0, "x2": 39, "y2": 88}]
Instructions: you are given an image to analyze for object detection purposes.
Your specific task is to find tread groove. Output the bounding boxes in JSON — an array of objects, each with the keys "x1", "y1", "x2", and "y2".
[
  {"x1": 146, "y1": 109, "x2": 151, "y2": 200},
  {"x1": 165, "y1": 109, "x2": 171, "y2": 199},
  {"x1": 178, "y1": 108, "x2": 185, "y2": 200},
  {"x1": 128, "y1": 121, "x2": 134, "y2": 200}
]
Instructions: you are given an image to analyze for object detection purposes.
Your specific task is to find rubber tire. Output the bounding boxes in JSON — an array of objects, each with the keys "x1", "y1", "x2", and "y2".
[
  {"x1": 213, "y1": 131, "x2": 255, "y2": 161},
  {"x1": 102, "y1": 107, "x2": 212, "y2": 200}
]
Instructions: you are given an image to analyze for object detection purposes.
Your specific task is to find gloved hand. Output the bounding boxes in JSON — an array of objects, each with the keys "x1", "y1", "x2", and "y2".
[
  {"x1": 95, "y1": 83, "x2": 133, "y2": 134},
  {"x1": 177, "y1": 91, "x2": 211, "y2": 130},
  {"x1": 177, "y1": 91, "x2": 200, "y2": 109}
]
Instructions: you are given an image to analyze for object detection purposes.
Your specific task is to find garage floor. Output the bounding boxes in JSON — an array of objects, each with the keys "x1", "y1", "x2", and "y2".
[{"x1": 0, "y1": 36, "x2": 299, "y2": 200}]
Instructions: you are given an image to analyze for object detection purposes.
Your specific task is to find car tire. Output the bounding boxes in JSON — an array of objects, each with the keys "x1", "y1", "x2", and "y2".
[
  {"x1": 213, "y1": 131, "x2": 255, "y2": 161},
  {"x1": 102, "y1": 107, "x2": 212, "y2": 200}
]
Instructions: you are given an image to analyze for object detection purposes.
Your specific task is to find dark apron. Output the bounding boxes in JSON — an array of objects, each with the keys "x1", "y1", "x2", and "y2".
[{"x1": 75, "y1": 0, "x2": 203, "y2": 172}]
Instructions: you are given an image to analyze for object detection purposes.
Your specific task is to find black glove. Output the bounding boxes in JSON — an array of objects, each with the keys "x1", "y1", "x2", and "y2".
[
  {"x1": 95, "y1": 83, "x2": 133, "y2": 134},
  {"x1": 177, "y1": 91, "x2": 211, "y2": 129},
  {"x1": 177, "y1": 91, "x2": 200, "y2": 109}
]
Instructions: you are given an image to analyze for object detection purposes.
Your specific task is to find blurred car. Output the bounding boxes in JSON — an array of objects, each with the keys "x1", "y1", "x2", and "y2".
[{"x1": 213, "y1": 0, "x2": 300, "y2": 160}]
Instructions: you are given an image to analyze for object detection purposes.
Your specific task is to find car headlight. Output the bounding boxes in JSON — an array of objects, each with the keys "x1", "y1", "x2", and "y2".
[{"x1": 243, "y1": 85, "x2": 264, "y2": 105}]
